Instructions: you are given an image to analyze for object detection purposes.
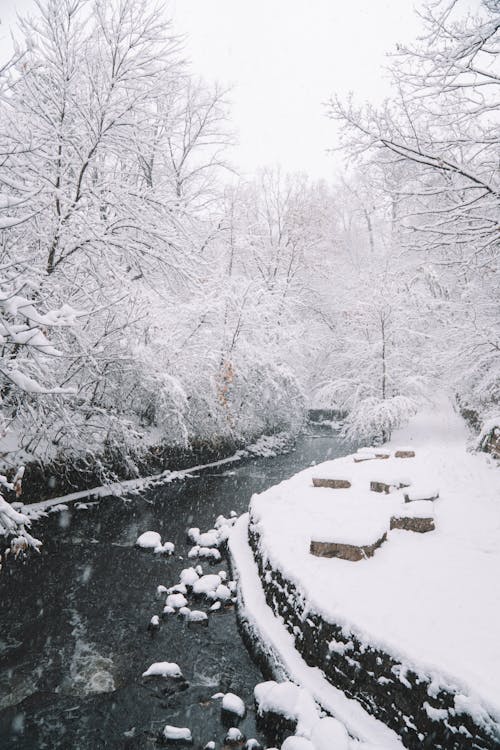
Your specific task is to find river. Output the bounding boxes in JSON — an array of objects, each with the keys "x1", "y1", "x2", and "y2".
[{"x1": 0, "y1": 426, "x2": 351, "y2": 749}]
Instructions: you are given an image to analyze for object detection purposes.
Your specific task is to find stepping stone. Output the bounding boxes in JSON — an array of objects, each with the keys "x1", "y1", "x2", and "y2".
[
  {"x1": 370, "y1": 479, "x2": 410, "y2": 494},
  {"x1": 390, "y1": 516, "x2": 435, "y2": 533},
  {"x1": 404, "y1": 487, "x2": 439, "y2": 503},
  {"x1": 390, "y1": 500, "x2": 435, "y2": 533},
  {"x1": 310, "y1": 518, "x2": 388, "y2": 562},
  {"x1": 353, "y1": 452, "x2": 390, "y2": 463},
  {"x1": 353, "y1": 447, "x2": 390, "y2": 463},
  {"x1": 310, "y1": 532, "x2": 387, "y2": 561},
  {"x1": 394, "y1": 449, "x2": 416, "y2": 458},
  {"x1": 312, "y1": 478, "x2": 351, "y2": 489}
]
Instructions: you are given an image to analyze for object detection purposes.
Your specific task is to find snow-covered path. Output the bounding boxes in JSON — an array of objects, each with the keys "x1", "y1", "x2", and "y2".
[{"x1": 246, "y1": 399, "x2": 500, "y2": 723}]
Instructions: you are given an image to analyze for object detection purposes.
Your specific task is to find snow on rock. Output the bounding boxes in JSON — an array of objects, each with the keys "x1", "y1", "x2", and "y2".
[
  {"x1": 188, "y1": 610, "x2": 208, "y2": 623},
  {"x1": 310, "y1": 717, "x2": 349, "y2": 750},
  {"x1": 310, "y1": 515, "x2": 388, "y2": 548},
  {"x1": 154, "y1": 541, "x2": 175, "y2": 555},
  {"x1": 254, "y1": 681, "x2": 319, "y2": 736},
  {"x1": 198, "y1": 529, "x2": 219, "y2": 547},
  {"x1": 162, "y1": 605, "x2": 175, "y2": 616},
  {"x1": 167, "y1": 583, "x2": 187, "y2": 595},
  {"x1": 180, "y1": 567, "x2": 200, "y2": 587},
  {"x1": 149, "y1": 615, "x2": 160, "y2": 629},
  {"x1": 224, "y1": 727, "x2": 245, "y2": 744},
  {"x1": 179, "y1": 606, "x2": 191, "y2": 617},
  {"x1": 209, "y1": 601, "x2": 221, "y2": 612},
  {"x1": 215, "y1": 584, "x2": 231, "y2": 602},
  {"x1": 192, "y1": 574, "x2": 221, "y2": 596},
  {"x1": 162, "y1": 724, "x2": 192, "y2": 742},
  {"x1": 215, "y1": 514, "x2": 237, "y2": 529},
  {"x1": 166, "y1": 593, "x2": 188, "y2": 609},
  {"x1": 142, "y1": 662, "x2": 182, "y2": 679},
  {"x1": 135, "y1": 531, "x2": 161, "y2": 549},
  {"x1": 187, "y1": 527, "x2": 200, "y2": 543},
  {"x1": 188, "y1": 545, "x2": 221, "y2": 561},
  {"x1": 156, "y1": 585, "x2": 168, "y2": 597},
  {"x1": 203, "y1": 742, "x2": 216, "y2": 750},
  {"x1": 222, "y1": 692, "x2": 246, "y2": 717},
  {"x1": 404, "y1": 486, "x2": 439, "y2": 502}
]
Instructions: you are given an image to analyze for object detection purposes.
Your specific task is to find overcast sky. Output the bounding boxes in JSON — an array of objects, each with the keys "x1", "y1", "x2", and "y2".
[{"x1": 1, "y1": 0, "x2": 425, "y2": 179}]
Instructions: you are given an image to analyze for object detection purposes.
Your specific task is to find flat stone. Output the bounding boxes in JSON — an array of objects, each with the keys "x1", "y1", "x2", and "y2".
[
  {"x1": 353, "y1": 453, "x2": 390, "y2": 463},
  {"x1": 310, "y1": 532, "x2": 387, "y2": 561},
  {"x1": 312, "y1": 478, "x2": 351, "y2": 489},
  {"x1": 390, "y1": 516, "x2": 435, "y2": 533},
  {"x1": 404, "y1": 489, "x2": 439, "y2": 503},
  {"x1": 370, "y1": 480, "x2": 410, "y2": 494},
  {"x1": 395, "y1": 450, "x2": 416, "y2": 458}
]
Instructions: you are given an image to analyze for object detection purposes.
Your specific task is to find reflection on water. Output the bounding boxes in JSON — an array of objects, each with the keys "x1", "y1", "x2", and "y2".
[{"x1": 0, "y1": 427, "x2": 350, "y2": 748}]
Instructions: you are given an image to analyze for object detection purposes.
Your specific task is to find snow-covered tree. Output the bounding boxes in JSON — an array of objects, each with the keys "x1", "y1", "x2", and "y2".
[{"x1": 328, "y1": 0, "x2": 500, "y2": 427}]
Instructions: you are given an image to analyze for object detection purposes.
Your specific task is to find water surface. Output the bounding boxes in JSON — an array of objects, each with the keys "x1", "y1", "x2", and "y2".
[{"x1": 0, "y1": 427, "x2": 350, "y2": 749}]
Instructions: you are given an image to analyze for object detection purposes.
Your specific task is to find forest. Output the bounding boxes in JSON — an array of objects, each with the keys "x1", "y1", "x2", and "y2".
[{"x1": 0, "y1": 0, "x2": 498, "y2": 548}]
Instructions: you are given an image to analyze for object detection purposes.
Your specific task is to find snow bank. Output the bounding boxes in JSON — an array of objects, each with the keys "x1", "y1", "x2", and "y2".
[
  {"x1": 245, "y1": 399, "x2": 500, "y2": 727},
  {"x1": 228, "y1": 515, "x2": 403, "y2": 748}
]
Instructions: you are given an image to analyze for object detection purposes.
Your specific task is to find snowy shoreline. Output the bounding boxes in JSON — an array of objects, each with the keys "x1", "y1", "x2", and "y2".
[
  {"x1": 19, "y1": 432, "x2": 295, "y2": 521},
  {"x1": 229, "y1": 401, "x2": 500, "y2": 748}
]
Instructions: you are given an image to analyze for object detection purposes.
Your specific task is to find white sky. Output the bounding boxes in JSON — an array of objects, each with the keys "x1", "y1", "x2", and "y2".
[{"x1": 1, "y1": 0, "x2": 425, "y2": 179}]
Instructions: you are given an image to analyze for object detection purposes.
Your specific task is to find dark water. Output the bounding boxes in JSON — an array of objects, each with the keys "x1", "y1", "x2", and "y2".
[{"x1": 0, "y1": 427, "x2": 350, "y2": 749}]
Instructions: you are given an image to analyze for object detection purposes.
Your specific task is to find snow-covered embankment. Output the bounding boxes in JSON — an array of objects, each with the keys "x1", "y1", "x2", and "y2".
[{"x1": 228, "y1": 402, "x2": 500, "y2": 749}]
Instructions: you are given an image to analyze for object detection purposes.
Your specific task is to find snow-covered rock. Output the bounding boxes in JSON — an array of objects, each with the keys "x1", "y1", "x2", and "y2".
[
  {"x1": 222, "y1": 692, "x2": 246, "y2": 717},
  {"x1": 156, "y1": 584, "x2": 168, "y2": 597},
  {"x1": 162, "y1": 724, "x2": 192, "y2": 742},
  {"x1": 198, "y1": 529, "x2": 219, "y2": 547},
  {"x1": 180, "y1": 567, "x2": 199, "y2": 587},
  {"x1": 224, "y1": 727, "x2": 245, "y2": 744},
  {"x1": 154, "y1": 541, "x2": 175, "y2": 555},
  {"x1": 188, "y1": 545, "x2": 221, "y2": 561},
  {"x1": 149, "y1": 615, "x2": 160, "y2": 629},
  {"x1": 244, "y1": 740, "x2": 263, "y2": 750},
  {"x1": 254, "y1": 681, "x2": 319, "y2": 736},
  {"x1": 215, "y1": 584, "x2": 231, "y2": 601},
  {"x1": 162, "y1": 605, "x2": 175, "y2": 616},
  {"x1": 166, "y1": 593, "x2": 188, "y2": 609},
  {"x1": 188, "y1": 610, "x2": 208, "y2": 623},
  {"x1": 215, "y1": 514, "x2": 237, "y2": 529},
  {"x1": 167, "y1": 583, "x2": 187, "y2": 595},
  {"x1": 209, "y1": 601, "x2": 221, "y2": 612},
  {"x1": 135, "y1": 531, "x2": 161, "y2": 549},
  {"x1": 192, "y1": 574, "x2": 221, "y2": 596},
  {"x1": 142, "y1": 661, "x2": 182, "y2": 678}
]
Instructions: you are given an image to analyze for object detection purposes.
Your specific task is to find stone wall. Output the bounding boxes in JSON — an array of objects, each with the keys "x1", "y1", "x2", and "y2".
[{"x1": 248, "y1": 517, "x2": 500, "y2": 750}]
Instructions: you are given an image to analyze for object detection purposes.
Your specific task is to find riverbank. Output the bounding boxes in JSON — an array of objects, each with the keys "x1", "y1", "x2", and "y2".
[
  {"x1": 229, "y1": 399, "x2": 500, "y2": 749},
  {"x1": 0, "y1": 425, "x2": 352, "y2": 748}
]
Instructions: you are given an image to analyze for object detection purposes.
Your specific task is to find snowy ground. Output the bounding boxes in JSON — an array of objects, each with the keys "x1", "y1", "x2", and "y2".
[{"x1": 241, "y1": 398, "x2": 500, "y2": 728}]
